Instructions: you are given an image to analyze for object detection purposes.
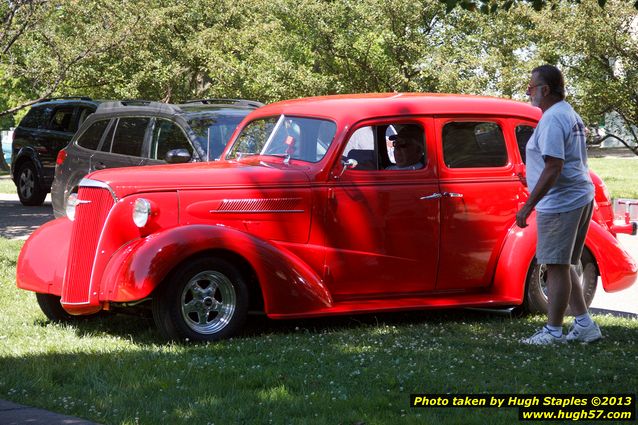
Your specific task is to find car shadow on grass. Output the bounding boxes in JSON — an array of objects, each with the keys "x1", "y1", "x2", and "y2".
[
  {"x1": 32, "y1": 305, "x2": 637, "y2": 346},
  {"x1": 33, "y1": 307, "x2": 522, "y2": 345}
]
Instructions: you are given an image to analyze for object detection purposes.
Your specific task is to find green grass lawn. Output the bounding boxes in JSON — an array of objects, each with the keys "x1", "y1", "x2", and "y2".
[
  {"x1": 0, "y1": 171, "x2": 14, "y2": 194},
  {"x1": 0, "y1": 239, "x2": 636, "y2": 425},
  {"x1": 588, "y1": 157, "x2": 638, "y2": 199}
]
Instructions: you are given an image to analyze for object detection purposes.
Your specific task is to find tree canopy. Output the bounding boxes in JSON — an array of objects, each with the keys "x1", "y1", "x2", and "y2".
[{"x1": 0, "y1": 0, "x2": 636, "y2": 137}]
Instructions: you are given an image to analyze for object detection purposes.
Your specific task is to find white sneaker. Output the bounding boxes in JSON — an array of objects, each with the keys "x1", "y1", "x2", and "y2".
[
  {"x1": 521, "y1": 327, "x2": 566, "y2": 345},
  {"x1": 566, "y1": 322, "x2": 602, "y2": 343}
]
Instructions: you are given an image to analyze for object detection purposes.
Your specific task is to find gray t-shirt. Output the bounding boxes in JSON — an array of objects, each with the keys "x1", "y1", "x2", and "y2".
[{"x1": 525, "y1": 101, "x2": 594, "y2": 213}]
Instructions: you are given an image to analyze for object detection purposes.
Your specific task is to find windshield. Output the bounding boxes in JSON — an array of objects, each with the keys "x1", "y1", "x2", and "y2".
[
  {"x1": 227, "y1": 115, "x2": 337, "y2": 163},
  {"x1": 187, "y1": 110, "x2": 250, "y2": 160}
]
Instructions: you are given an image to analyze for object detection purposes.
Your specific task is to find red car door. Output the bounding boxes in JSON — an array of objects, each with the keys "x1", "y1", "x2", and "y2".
[
  {"x1": 435, "y1": 117, "x2": 526, "y2": 290},
  {"x1": 322, "y1": 118, "x2": 440, "y2": 300}
]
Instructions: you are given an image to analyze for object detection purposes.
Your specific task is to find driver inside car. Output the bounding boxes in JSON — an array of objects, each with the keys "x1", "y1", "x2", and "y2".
[{"x1": 386, "y1": 125, "x2": 425, "y2": 170}]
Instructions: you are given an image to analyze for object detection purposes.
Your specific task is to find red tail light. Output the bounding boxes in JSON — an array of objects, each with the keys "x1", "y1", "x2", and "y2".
[{"x1": 56, "y1": 149, "x2": 67, "y2": 166}]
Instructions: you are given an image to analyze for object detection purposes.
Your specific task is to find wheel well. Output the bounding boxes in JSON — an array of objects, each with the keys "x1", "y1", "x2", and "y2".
[
  {"x1": 156, "y1": 249, "x2": 265, "y2": 312},
  {"x1": 581, "y1": 246, "x2": 598, "y2": 275},
  {"x1": 12, "y1": 155, "x2": 39, "y2": 182},
  {"x1": 12, "y1": 156, "x2": 29, "y2": 181},
  {"x1": 522, "y1": 245, "x2": 598, "y2": 312}
]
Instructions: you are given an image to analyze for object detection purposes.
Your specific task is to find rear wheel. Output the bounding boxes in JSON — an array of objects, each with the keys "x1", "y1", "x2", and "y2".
[
  {"x1": 17, "y1": 161, "x2": 46, "y2": 206},
  {"x1": 152, "y1": 257, "x2": 249, "y2": 342},
  {"x1": 525, "y1": 249, "x2": 597, "y2": 314}
]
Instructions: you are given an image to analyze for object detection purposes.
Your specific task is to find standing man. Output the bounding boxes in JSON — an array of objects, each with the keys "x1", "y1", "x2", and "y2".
[{"x1": 517, "y1": 64, "x2": 601, "y2": 345}]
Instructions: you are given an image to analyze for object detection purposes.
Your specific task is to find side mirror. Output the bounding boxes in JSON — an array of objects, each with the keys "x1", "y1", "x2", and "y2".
[
  {"x1": 336, "y1": 158, "x2": 358, "y2": 178},
  {"x1": 165, "y1": 149, "x2": 191, "y2": 164}
]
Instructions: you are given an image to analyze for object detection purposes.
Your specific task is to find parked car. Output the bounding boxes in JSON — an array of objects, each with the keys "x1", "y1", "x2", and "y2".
[
  {"x1": 1, "y1": 128, "x2": 12, "y2": 171},
  {"x1": 16, "y1": 93, "x2": 637, "y2": 342},
  {"x1": 11, "y1": 97, "x2": 100, "y2": 205},
  {"x1": 51, "y1": 99, "x2": 263, "y2": 218}
]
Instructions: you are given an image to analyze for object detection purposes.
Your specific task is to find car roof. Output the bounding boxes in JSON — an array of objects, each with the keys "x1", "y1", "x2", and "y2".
[
  {"x1": 94, "y1": 99, "x2": 263, "y2": 118},
  {"x1": 249, "y1": 93, "x2": 541, "y2": 122},
  {"x1": 30, "y1": 97, "x2": 100, "y2": 108}
]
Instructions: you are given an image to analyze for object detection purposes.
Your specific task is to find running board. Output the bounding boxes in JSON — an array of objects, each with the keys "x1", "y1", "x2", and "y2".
[{"x1": 267, "y1": 294, "x2": 521, "y2": 319}]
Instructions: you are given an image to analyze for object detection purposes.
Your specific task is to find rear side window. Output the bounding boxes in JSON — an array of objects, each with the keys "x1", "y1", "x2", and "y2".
[
  {"x1": 77, "y1": 108, "x2": 95, "y2": 128},
  {"x1": 150, "y1": 119, "x2": 193, "y2": 160},
  {"x1": 442, "y1": 122, "x2": 507, "y2": 168},
  {"x1": 516, "y1": 125, "x2": 535, "y2": 164},
  {"x1": 76, "y1": 119, "x2": 110, "y2": 151},
  {"x1": 20, "y1": 106, "x2": 53, "y2": 129},
  {"x1": 111, "y1": 117, "x2": 149, "y2": 157},
  {"x1": 49, "y1": 107, "x2": 74, "y2": 132}
]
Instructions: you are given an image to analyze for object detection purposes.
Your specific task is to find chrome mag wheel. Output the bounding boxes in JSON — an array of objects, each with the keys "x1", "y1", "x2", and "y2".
[{"x1": 180, "y1": 270, "x2": 237, "y2": 335}]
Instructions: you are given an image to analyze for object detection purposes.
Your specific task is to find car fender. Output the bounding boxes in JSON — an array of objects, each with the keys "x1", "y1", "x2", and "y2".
[
  {"x1": 12, "y1": 147, "x2": 43, "y2": 182},
  {"x1": 100, "y1": 225, "x2": 333, "y2": 315},
  {"x1": 16, "y1": 217, "x2": 71, "y2": 296},
  {"x1": 492, "y1": 216, "x2": 537, "y2": 304},
  {"x1": 585, "y1": 220, "x2": 637, "y2": 292},
  {"x1": 493, "y1": 215, "x2": 637, "y2": 303}
]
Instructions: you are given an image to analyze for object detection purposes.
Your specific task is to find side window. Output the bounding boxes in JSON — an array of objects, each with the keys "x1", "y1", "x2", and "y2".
[
  {"x1": 20, "y1": 106, "x2": 53, "y2": 129},
  {"x1": 516, "y1": 125, "x2": 535, "y2": 164},
  {"x1": 343, "y1": 126, "x2": 376, "y2": 170},
  {"x1": 49, "y1": 107, "x2": 75, "y2": 132},
  {"x1": 76, "y1": 120, "x2": 110, "y2": 151},
  {"x1": 442, "y1": 122, "x2": 507, "y2": 168},
  {"x1": 110, "y1": 117, "x2": 150, "y2": 157},
  {"x1": 151, "y1": 119, "x2": 193, "y2": 160},
  {"x1": 343, "y1": 123, "x2": 425, "y2": 171},
  {"x1": 77, "y1": 108, "x2": 95, "y2": 129}
]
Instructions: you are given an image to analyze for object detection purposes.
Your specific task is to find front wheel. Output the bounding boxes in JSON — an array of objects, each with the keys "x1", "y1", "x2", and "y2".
[
  {"x1": 525, "y1": 249, "x2": 598, "y2": 314},
  {"x1": 152, "y1": 257, "x2": 249, "y2": 342},
  {"x1": 36, "y1": 293, "x2": 74, "y2": 322}
]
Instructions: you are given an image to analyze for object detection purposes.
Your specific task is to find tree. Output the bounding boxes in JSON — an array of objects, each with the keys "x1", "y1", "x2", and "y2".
[
  {"x1": 529, "y1": 0, "x2": 638, "y2": 139},
  {"x1": 0, "y1": 0, "x2": 142, "y2": 118},
  {"x1": 439, "y1": 0, "x2": 638, "y2": 13}
]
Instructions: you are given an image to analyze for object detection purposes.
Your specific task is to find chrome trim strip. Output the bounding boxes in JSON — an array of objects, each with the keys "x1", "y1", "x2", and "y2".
[
  {"x1": 78, "y1": 178, "x2": 119, "y2": 202},
  {"x1": 210, "y1": 197, "x2": 304, "y2": 214}
]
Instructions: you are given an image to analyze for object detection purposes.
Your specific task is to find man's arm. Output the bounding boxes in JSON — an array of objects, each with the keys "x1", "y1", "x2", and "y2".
[{"x1": 516, "y1": 156, "x2": 564, "y2": 228}]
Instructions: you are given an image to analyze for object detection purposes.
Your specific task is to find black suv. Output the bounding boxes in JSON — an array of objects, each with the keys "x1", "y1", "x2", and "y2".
[
  {"x1": 51, "y1": 99, "x2": 262, "y2": 217},
  {"x1": 11, "y1": 97, "x2": 100, "y2": 205}
]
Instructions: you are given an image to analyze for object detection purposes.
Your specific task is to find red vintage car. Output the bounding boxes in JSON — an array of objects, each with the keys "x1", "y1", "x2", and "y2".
[{"x1": 16, "y1": 93, "x2": 638, "y2": 341}]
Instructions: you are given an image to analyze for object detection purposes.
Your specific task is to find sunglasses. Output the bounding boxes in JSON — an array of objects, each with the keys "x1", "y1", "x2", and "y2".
[
  {"x1": 526, "y1": 83, "x2": 547, "y2": 94},
  {"x1": 392, "y1": 140, "x2": 418, "y2": 150}
]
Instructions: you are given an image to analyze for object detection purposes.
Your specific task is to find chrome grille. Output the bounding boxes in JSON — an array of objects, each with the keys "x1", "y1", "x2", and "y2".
[{"x1": 61, "y1": 187, "x2": 115, "y2": 305}]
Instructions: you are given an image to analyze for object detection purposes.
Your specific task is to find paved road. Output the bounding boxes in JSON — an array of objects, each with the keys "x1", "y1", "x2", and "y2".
[{"x1": 0, "y1": 194, "x2": 52, "y2": 240}]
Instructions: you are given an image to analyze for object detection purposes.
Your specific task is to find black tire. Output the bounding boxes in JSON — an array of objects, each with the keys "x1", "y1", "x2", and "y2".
[
  {"x1": 525, "y1": 249, "x2": 598, "y2": 314},
  {"x1": 36, "y1": 293, "x2": 74, "y2": 322},
  {"x1": 16, "y1": 161, "x2": 46, "y2": 206},
  {"x1": 152, "y1": 257, "x2": 249, "y2": 342}
]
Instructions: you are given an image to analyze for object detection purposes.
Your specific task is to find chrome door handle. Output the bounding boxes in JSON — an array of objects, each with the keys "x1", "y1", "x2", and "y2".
[
  {"x1": 445, "y1": 192, "x2": 463, "y2": 198},
  {"x1": 420, "y1": 193, "x2": 442, "y2": 200}
]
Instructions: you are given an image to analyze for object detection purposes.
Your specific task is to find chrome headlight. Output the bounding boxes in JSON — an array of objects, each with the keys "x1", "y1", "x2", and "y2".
[
  {"x1": 133, "y1": 198, "x2": 152, "y2": 228},
  {"x1": 66, "y1": 193, "x2": 79, "y2": 221}
]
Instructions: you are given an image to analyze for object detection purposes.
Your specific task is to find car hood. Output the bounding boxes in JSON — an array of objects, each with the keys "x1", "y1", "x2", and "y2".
[{"x1": 85, "y1": 159, "x2": 312, "y2": 199}]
